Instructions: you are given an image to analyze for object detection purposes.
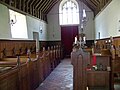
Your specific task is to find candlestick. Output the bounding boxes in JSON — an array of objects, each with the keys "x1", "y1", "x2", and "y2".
[
  {"x1": 79, "y1": 36, "x2": 81, "y2": 47},
  {"x1": 75, "y1": 36, "x2": 77, "y2": 44},
  {"x1": 83, "y1": 36, "x2": 86, "y2": 44},
  {"x1": 86, "y1": 87, "x2": 89, "y2": 90}
]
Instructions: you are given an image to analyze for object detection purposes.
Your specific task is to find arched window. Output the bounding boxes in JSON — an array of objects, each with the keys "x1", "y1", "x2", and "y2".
[{"x1": 59, "y1": 0, "x2": 79, "y2": 25}]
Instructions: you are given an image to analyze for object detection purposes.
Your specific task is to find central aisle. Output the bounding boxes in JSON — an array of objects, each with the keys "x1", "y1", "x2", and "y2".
[{"x1": 36, "y1": 58, "x2": 73, "y2": 90}]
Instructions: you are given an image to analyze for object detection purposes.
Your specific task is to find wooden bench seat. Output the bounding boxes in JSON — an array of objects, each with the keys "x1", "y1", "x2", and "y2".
[
  {"x1": 0, "y1": 67, "x2": 19, "y2": 90},
  {"x1": 0, "y1": 66, "x2": 12, "y2": 73},
  {"x1": 0, "y1": 57, "x2": 27, "y2": 64},
  {"x1": 0, "y1": 59, "x2": 18, "y2": 73},
  {"x1": 0, "y1": 61, "x2": 17, "y2": 67}
]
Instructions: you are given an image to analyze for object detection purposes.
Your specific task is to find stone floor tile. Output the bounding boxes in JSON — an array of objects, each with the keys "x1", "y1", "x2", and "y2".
[
  {"x1": 36, "y1": 58, "x2": 120, "y2": 90},
  {"x1": 36, "y1": 58, "x2": 73, "y2": 90}
]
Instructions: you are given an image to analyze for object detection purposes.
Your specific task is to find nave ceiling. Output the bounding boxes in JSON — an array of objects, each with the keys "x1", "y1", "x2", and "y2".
[{"x1": 0, "y1": 0, "x2": 112, "y2": 22}]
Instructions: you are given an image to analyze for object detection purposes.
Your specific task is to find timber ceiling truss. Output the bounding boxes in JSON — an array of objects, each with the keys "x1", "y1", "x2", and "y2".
[{"x1": 0, "y1": 0, "x2": 112, "y2": 22}]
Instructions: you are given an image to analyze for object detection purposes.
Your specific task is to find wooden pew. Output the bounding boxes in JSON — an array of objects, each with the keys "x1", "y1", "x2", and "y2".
[
  {"x1": 53, "y1": 46, "x2": 56, "y2": 68},
  {"x1": 71, "y1": 48, "x2": 88, "y2": 90},
  {"x1": 41, "y1": 47, "x2": 47, "y2": 79},
  {"x1": 46, "y1": 47, "x2": 51, "y2": 75},
  {"x1": 38, "y1": 52, "x2": 45, "y2": 83},
  {"x1": 27, "y1": 59, "x2": 39, "y2": 90},
  {"x1": 0, "y1": 67, "x2": 19, "y2": 90},
  {"x1": 54, "y1": 46, "x2": 57, "y2": 66},
  {"x1": 112, "y1": 57, "x2": 120, "y2": 74},
  {"x1": 50, "y1": 46, "x2": 55, "y2": 71},
  {"x1": 0, "y1": 43, "x2": 61, "y2": 90},
  {"x1": 58, "y1": 45, "x2": 61, "y2": 63},
  {"x1": 19, "y1": 62, "x2": 29, "y2": 90},
  {"x1": 34, "y1": 47, "x2": 43, "y2": 85},
  {"x1": 0, "y1": 56, "x2": 30, "y2": 90},
  {"x1": 55, "y1": 45, "x2": 59, "y2": 65},
  {"x1": 112, "y1": 56, "x2": 120, "y2": 90},
  {"x1": 71, "y1": 48, "x2": 112, "y2": 90},
  {"x1": 87, "y1": 55, "x2": 111, "y2": 89},
  {"x1": 19, "y1": 51, "x2": 41, "y2": 90},
  {"x1": 41, "y1": 47, "x2": 50, "y2": 79},
  {"x1": 0, "y1": 56, "x2": 20, "y2": 90},
  {"x1": 20, "y1": 49, "x2": 39, "y2": 90}
]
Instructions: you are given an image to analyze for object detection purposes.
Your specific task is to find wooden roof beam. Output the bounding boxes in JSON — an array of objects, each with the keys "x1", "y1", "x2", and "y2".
[
  {"x1": 90, "y1": 0, "x2": 99, "y2": 7},
  {"x1": 17, "y1": 0, "x2": 22, "y2": 10},
  {"x1": 45, "y1": 0, "x2": 60, "y2": 14},
  {"x1": 34, "y1": 0, "x2": 43, "y2": 9},
  {"x1": 84, "y1": 0, "x2": 96, "y2": 12},
  {"x1": 26, "y1": 0, "x2": 31, "y2": 13},
  {"x1": 31, "y1": 0, "x2": 43, "y2": 18},
  {"x1": 37, "y1": 0, "x2": 47, "y2": 10},
  {"x1": 41, "y1": 0, "x2": 52, "y2": 13},
  {"x1": 12, "y1": 0, "x2": 16, "y2": 8},
  {"x1": 33, "y1": 0, "x2": 44, "y2": 17},
  {"x1": 85, "y1": 0, "x2": 97, "y2": 9},
  {"x1": 43, "y1": 0, "x2": 54, "y2": 14},
  {"x1": 21, "y1": 0, "x2": 26, "y2": 11},
  {"x1": 79, "y1": 0, "x2": 95, "y2": 12},
  {"x1": 29, "y1": 0, "x2": 36, "y2": 15}
]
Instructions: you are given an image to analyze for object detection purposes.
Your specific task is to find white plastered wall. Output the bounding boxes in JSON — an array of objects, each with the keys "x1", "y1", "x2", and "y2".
[
  {"x1": 95, "y1": 0, "x2": 120, "y2": 39},
  {"x1": 47, "y1": 0, "x2": 95, "y2": 41},
  {"x1": 0, "y1": 4, "x2": 47, "y2": 40},
  {"x1": 0, "y1": 4, "x2": 11, "y2": 39},
  {"x1": 26, "y1": 16, "x2": 47, "y2": 40}
]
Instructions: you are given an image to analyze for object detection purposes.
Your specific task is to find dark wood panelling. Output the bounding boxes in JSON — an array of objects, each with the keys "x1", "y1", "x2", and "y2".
[
  {"x1": 47, "y1": 41, "x2": 61, "y2": 47},
  {"x1": 39, "y1": 41, "x2": 61, "y2": 50},
  {"x1": 0, "y1": 40, "x2": 61, "y2": 54},
  {"x1": 95, "y1": 36, "x2": 120, "y2": 56}
]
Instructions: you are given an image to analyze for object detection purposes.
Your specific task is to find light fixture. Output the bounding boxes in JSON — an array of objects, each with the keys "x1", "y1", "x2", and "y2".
[
  {"x1": 39, "y1": 26, "x2": 43, "y2": 34},
  {"x1": 78, "y1": 1, "x2": 87, "y2": 47},
  {"x1": 80, "y1": 1, "x2": 88, "y2": 29},
  {"x1": 40, "y1": 29, "x2": 42, "y2": 33},
  {"x1": 10, "y1": 14, "x2": 17, "y2": 26},
  {"x1": 73, "y1": 1, "x2": 88, "y2": 48},
  {"x1": 105, "y1": 40, "x2": 108, "y2": 43},
  {"x1": 82, "y1": 9, "x2": 86, "y2": 18},
  {"x1": 81, "y1": 23, "x2": 83, "y2": 29}
]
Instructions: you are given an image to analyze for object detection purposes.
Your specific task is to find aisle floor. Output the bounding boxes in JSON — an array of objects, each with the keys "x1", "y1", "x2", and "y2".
[
  {"x1": 36, "y1": 58, "x2": 73, "y2": 90},
  {"x1": 36, "y1": 58, "x2": 120, "y2": 90}
]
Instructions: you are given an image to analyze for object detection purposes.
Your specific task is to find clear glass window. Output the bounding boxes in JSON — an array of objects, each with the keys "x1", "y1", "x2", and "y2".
[{"x1": 59, "y1": 0, "x2": 79, "y2": 25}]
